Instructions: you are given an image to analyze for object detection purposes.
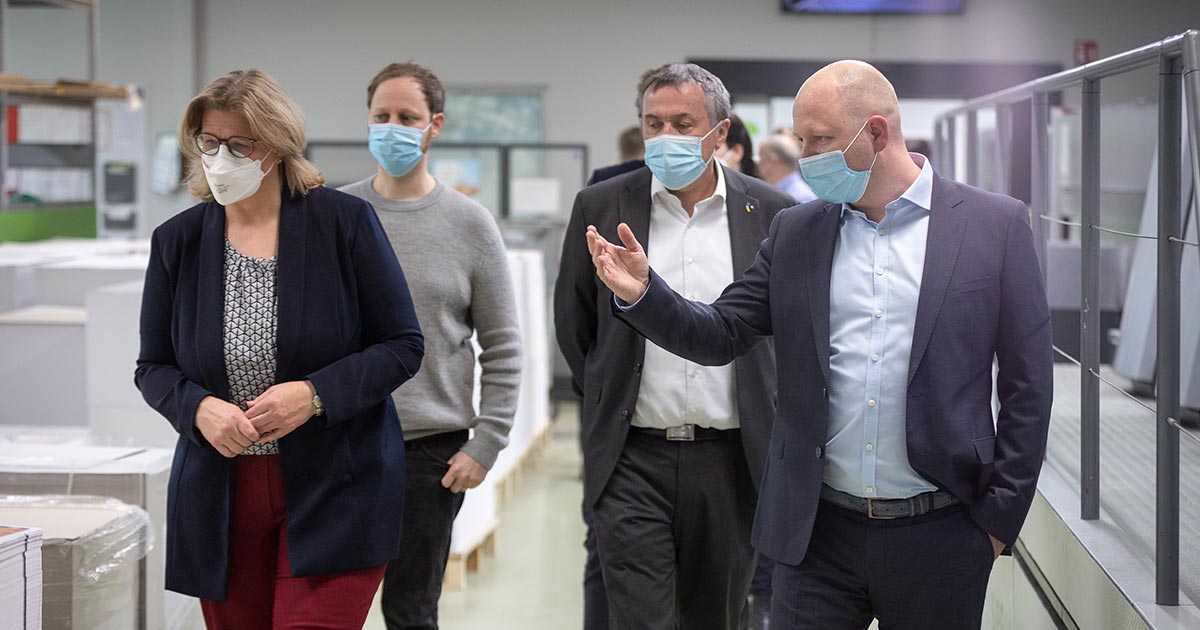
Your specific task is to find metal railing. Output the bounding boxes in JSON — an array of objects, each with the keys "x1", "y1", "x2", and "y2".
[{"x1": 934, "y1": 30, "x2": 1200, "y2": 607}]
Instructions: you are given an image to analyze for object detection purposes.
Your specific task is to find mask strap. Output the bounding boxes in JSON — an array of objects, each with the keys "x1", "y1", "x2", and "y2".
[
  {"x1": 845, "y1": 120, "x2": 871, "y2": 152},
  {"x1": 260, "y1": 150, "x2": 277, "y2": 178}
]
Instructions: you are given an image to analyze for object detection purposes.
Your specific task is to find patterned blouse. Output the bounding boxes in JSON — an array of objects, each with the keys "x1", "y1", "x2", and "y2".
[{"x1": 222, "y1": 238, "x2": 280, "y2": 456}]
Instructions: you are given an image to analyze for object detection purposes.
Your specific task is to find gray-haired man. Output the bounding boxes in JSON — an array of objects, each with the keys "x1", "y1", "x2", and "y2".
[{"x1": 555, "y1": 63, "x2": 793, "y2": 630}]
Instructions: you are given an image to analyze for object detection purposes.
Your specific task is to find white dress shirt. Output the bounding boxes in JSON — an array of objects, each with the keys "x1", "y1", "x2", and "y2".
[
  {"x1": 631, "y1": 163, "x2": 740, "y2": 431},
  {"x1": 824, "y1": 154, "x2": 938, "y2": 499}
]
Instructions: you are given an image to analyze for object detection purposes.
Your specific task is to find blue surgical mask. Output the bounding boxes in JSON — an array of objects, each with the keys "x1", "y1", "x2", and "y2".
[
  {"x1": 368, "y1": 123, "x2": 430, "y2": 178},
  {"x1": 644, "y1": 124, "x2": 721, "y2": 190},
  {"x1": 798, "y1": 120, "x2": 878, "y2": 204}
]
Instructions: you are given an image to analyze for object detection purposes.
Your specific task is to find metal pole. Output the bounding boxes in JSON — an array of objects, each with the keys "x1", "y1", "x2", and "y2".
[
  {"x1": 995, "y1": 103, "x2": 1013, "y2": 197},
  {"x1": 966, "y1": 110, "x2": 979, "y2": 187},
  {"x1": 945, "y1": 116, "x2": 957, "y2": 180},
  {"x1": 933, "y1": 120, "x2": 944, "y2": 171},
  {"x1": 1183, "y1": 31, "x2": 1200, "y2": 204},
  {"x1": 1155, "y1": 54, "x2": 1182, "y2": 608},
  {"x1": 1080, "y1": 77, "x2": 1101, "y2": 521},
  {"x1": 1031, "y1": 93, "x2": 1051, "y2": 278}
]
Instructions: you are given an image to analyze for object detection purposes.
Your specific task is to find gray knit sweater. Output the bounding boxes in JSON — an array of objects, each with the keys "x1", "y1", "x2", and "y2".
[{"x1": 339, "y1": 177, "x2": 521, "y2": 469}]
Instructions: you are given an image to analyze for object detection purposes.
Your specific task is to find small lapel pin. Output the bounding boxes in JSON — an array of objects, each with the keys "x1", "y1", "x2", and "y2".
[{"x1": 745, "y1": 203, "x2": 754, "y2": 213}]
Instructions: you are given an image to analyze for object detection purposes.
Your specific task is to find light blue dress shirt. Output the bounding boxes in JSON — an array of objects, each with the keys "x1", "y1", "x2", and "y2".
[
  {"x1": 776, "y1": 171, "x2": 817, "y2": 204},
  {"x1": 824, "y1": 154, "x2": 939, "y2": 500}
]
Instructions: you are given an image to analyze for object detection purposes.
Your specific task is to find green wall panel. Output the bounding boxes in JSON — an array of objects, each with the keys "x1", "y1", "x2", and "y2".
[{"x1": 0, "y1": 207, "x2": 97, "y2": 242}]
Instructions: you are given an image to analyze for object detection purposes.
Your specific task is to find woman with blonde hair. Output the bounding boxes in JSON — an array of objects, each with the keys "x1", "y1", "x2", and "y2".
[{"x1": 135, "y1": 68, "x2": 424, "y2": 629}]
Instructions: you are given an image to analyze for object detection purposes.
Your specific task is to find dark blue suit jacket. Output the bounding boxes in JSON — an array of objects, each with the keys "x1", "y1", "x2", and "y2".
[
  {"x1": 135, "y1": 186, "x2": 424, "y2": 600},
  {"x1": 617, "y1": 172, "x2": 1053, "y2": 565}
]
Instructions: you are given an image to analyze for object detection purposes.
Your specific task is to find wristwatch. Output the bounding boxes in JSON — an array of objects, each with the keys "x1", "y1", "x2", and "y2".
[{"x1": 312, "y1": 393, "x2": 325, "y2": 417}]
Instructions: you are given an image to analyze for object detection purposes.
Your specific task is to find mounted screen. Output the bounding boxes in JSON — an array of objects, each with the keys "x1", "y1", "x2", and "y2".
[{"x1": 782, "y1": 0, "x2": 963, "y2": 14}]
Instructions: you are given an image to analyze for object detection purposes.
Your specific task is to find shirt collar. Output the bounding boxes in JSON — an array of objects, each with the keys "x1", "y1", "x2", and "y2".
[
  {"x1": 841, "y1": 152, "x2": 933, "y2": 220},
  {"x1": 651, "y1": 160, "x2": 727, "y2": 209}
]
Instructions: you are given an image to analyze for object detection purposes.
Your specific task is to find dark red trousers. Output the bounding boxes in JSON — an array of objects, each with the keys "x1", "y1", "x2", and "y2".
[{"x1": 200, "y1": 454, "x2": 386, "y2": 630}]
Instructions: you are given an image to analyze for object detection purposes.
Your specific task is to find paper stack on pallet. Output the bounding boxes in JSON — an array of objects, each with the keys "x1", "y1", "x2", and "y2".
[
  {"x1": 0, "y1": 525, "x2": 42, "y2": 630},
  {"x1": 0, "y1": 496, "x2": 150, "y2": 630}
]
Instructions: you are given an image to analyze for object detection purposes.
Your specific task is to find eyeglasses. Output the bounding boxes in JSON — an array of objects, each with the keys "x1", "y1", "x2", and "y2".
[{"x1": 195, "y1": 133, "x2": 258, "y2": 159}]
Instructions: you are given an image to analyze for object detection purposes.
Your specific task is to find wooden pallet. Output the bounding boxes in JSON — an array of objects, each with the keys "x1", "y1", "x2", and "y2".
[
  {"x1": 495, "y1": 420, "x2": 554, "y2": 508},
  {"x1": 442, "y1": 520, "x2": 498, "y2": 591}
]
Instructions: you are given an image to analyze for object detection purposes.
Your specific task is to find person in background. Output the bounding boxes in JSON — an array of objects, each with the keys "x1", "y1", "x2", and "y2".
[
  {"x1": 589, "y1": 125, "x2": 646, "y2": 185},
  {"x1": 136, "y1": 69, "x2": 424, "y2": 629},
  {"x1": 758, "y1": 134, "x2": 817, "y2": 203},
  {"x1": 717, "y1": 113, "x2": 759, "y2": 178},
  {"x1": 339, "y1": 61, "x2": 522, "y2": 630},
  {"x1": 584, "y1": 60, "x2": 1053, "y2": 630},
  {"x1": 556, "y1": 63, "x2": 793, "y2": 630}
]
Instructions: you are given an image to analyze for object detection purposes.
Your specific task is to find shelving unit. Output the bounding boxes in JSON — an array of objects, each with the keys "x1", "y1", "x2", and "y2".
[{"x1": 0, "y1": 0, "x2": 131, "y2": 240}]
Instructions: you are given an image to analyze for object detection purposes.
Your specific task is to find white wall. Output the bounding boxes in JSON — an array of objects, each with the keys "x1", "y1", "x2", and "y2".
[{"x1": 7, "y1": 0, "x2": 1200, "y2": 226}]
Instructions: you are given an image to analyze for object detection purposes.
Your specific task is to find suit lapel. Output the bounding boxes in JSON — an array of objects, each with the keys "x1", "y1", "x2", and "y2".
[
  {"x1": 197, "y1": 203, "x2": 230, "y2": 398},
  {"x1": 275, "y1": 192, "x2": 307, "y2": 381},
  {"x1": 808, "y1": 203, "x2": 841, "y2": 387},
  {"x1": 907, "y1": 175, "x2": 967, "y2": 386},
  {"x1": 617, "y1": 170, "x2": 653, "y2": 255},
  {"x1": 723, "y1": 169, "x2": 759, "y2": 273}
]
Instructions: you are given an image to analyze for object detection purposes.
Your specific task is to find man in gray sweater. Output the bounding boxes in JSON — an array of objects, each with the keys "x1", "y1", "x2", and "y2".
[{"x1": 340, "y1": 62, "x2": 521, "y2": 630}]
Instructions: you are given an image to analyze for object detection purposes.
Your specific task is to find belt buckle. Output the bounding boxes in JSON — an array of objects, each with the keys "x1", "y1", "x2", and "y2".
[
  {"x1": 866, "y1": 498, "x2": 879, "y2": 519},
  {"x1": 665, "y1": 425, "x2": 695, "y2": 441}
]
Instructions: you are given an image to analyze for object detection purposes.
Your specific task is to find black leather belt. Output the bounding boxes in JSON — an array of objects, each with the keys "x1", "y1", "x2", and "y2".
[
  {"x1": 820, "y1": 484, "x2": 960, "y2": 519},
  {"x1": 404, "y1": 429, "x2": 469, "y2": 449},
  {"x1": 629, "y1": 425, "x2": 739, "y2": 442}
]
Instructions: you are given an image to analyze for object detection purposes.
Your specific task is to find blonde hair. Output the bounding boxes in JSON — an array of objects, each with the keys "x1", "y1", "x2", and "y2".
[{"x1": 179, "y1": 69, "x2": 324, "y2": 200}]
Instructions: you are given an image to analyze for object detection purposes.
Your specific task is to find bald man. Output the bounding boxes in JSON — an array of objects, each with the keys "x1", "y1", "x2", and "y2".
[
  {"x1": 757, "y1": 134, "x2": 816, "y2": 204},
  {"x1": 583, "y1": 60, "x2": 1053, "y2": 629}
]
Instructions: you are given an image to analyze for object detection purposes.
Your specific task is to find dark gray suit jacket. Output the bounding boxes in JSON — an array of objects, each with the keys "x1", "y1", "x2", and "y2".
[
  {"x1": 616, "y1": 172, "x2": 1054, "y2": 566},
  {"x1": 554, "y1": 165, "x2": 796, "y2": 509}
]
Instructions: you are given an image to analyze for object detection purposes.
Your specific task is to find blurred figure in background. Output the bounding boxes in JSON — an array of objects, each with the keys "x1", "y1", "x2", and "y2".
[
  {"x1": 718, "y1": 113, "x2": 759, "y2": 178},
  {"x1": 758, "y1": 134, "x2": 817, "y2": 204},
  {"x1": 589, "y1": 125, "x2": 646, "y2": 185}
]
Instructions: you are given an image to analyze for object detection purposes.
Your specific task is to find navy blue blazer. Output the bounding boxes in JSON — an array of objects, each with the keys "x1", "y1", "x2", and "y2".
[
  {"x1": 617, "y1": 173, "x2": 1053, "y2": 566},
  {"x1": 135, "y1": 186, "x2": 424, "y2": 600}
]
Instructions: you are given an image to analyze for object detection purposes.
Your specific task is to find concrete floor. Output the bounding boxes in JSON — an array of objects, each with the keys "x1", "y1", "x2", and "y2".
[{"x1": 363, "y1": 410, "x2": 588, "y2": 630}]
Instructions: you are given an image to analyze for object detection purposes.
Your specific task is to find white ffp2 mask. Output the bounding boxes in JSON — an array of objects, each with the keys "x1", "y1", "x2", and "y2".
[{"x1": 201, "y1": 145, "x2": 274, "y2": 206}]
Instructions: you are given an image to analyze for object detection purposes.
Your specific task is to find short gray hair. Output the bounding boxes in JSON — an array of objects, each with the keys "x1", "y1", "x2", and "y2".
[
  {"x1": 636, "y1": 63, "x2": 731, "y2": 127},
  {"x1": 759, "y1": 134, "x2": 801, "y2": 172}
]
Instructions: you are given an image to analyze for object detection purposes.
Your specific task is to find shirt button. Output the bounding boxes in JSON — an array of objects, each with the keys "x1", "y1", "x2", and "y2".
[
  {"x1": 876, "y1": 267, "x2": 885, "y2": 275},
  {"x1": 866, "y1": 443, "x2": 874, "y2": 452},
  {"x1": 866, "y1": 486, "x2": 875, "y2": 494},
  {"x1": 815, "y1": 447, "x2": 823, "y2": 458},
  {"x1": 872, "y1": 353, "x2": 880, "y2": 362},
  {"x1": 688, "y1": 371, "x2": 697, "y2": 379},
  {"x1": 878, "y1": 229, "x2": 887, "y2": 236},
  {"x1": 687, "y1": 257, "x2": 694, "y2": 265},
  {"x1": 874, "y1": 310, "x2": 883, "y2": 318},
  {"x1": 868, "y1": 399, "x2": 877, "y2": 407}
]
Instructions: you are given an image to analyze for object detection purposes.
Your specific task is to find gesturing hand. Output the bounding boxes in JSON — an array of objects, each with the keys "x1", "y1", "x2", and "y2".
[
  {"x1": 195, "y1": 396, "x2": 259, "y2": 458},
  {"x1": 246, "y1": 380, "x2": 318, "y2": 443},
  {"x1": 587, "y1": 223, "x2": 651, "y2": 304}
]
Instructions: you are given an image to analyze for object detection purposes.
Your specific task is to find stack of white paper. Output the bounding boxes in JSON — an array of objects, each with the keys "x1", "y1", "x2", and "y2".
[
  {"x1": 32, "y1": 254, "x2": 148, "y2": 307},
  {"x1": 0, "y1": 525, "x2": 42, "y2": 630},
  {"x1": 0, "y1": 306, "x2": 87, "y2": 427}
]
